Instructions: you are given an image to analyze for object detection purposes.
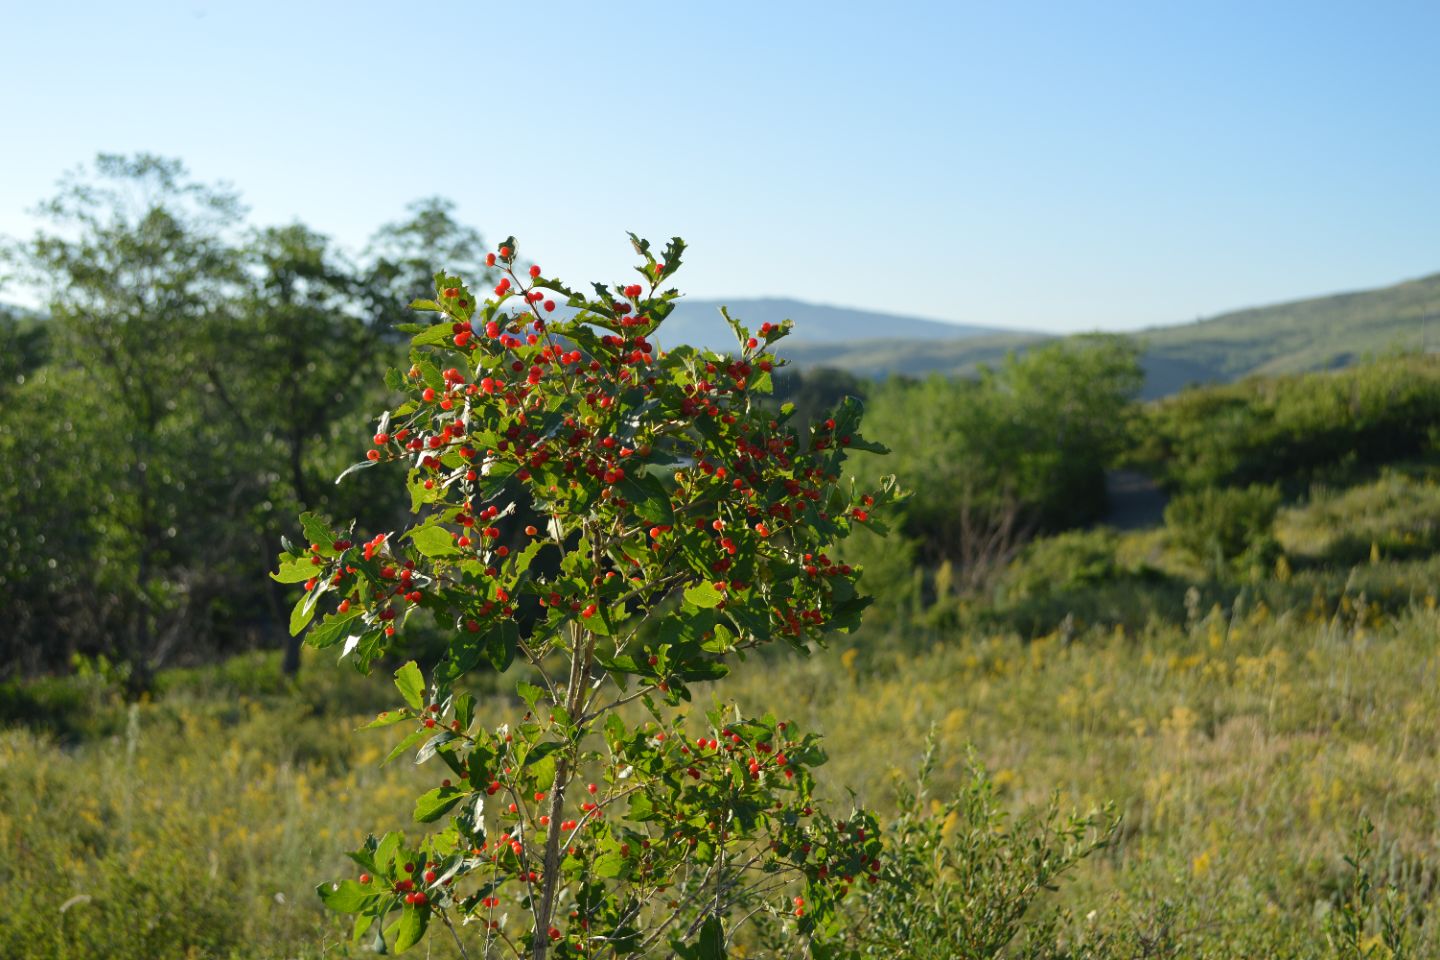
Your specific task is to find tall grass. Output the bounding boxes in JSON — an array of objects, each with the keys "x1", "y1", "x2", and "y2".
[{"x1": 6, "y1": 592, "x2": 1440, "y2": 956}]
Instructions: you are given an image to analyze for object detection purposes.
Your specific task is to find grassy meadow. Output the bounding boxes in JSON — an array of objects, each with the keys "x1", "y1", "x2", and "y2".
[{"x1": 8, "y1": 465, "x2": 1440, "y2": 957}]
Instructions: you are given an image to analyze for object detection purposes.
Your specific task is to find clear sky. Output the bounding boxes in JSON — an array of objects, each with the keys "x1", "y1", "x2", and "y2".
[{"x1": 2, "y1": 0, "x2": 1437, "y2": 333}]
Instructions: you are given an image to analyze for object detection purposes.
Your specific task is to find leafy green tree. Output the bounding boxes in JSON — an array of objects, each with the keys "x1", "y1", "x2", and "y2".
[
  {"x1": 6, "y1": 154, "x2": 246, "y2": 678},
  {"x1": 856, "y1": 336, "x2": 1141, "y2": 589},
  {"x1": 0, "y1": 305, "x2": 49, "y2": 391},
  {"x1": 282, "y1": 236, "x2": 901, "y2": 957},
  {"x1": 202, "y1": 223, "x2": 404, "y2": 672},
  {"x1": 364, "y1": 196, "x2": 500, "y2": 330}
]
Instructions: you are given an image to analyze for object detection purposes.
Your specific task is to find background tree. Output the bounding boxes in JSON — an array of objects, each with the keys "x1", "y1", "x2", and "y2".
[
  {"x1": 854, "y1": 336, "x2": 1142, "y2": 590},
  {"x1": 363, "y1": 196, "x2": 499, "y2": 331},
  {"x1": 6, "y1": 154, "x2": 246, "y2": 680},
  {"x1": 185, "y1": 223, "x2": 400, "y2": 672},
  {"x1": 0, "y1": 155, "x2": 501, "y2": 679}
]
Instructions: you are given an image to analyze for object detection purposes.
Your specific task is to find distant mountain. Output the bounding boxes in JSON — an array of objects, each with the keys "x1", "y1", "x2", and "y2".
[
  {"x1": 770, "y1": 272, "x2": 1440, "y2": 398},
  {"x1": 781, "y1": 331, "x2": 1050, "y2": 379},
  {"x1": 655, "y1": 297, "x2": 1015, "y2": 352}
]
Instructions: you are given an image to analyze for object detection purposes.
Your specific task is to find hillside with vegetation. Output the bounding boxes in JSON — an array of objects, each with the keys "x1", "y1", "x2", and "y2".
[{"x1": 781, "y1": 270, "x2": 1440, "y2": 398}]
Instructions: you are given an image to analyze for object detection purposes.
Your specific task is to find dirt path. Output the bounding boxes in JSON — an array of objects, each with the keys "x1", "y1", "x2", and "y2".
[{"x1": 1103, "y1": 469, "x2": 1168, "y2": 530}]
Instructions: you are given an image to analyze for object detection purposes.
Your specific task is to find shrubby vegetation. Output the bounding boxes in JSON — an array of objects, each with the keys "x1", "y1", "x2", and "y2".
[
  {"x1": 848, "y1": 335, "x2": 1142, "y2": 590},
  {"x1": 1134, "y1": 353, "x2": 1440, "y2": 492}
]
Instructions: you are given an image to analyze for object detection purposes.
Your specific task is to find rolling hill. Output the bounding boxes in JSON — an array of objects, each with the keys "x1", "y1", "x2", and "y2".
[
  {"x1": 771, "y1": 271, "x2": 1440, "y2": 398},
  {"x1": 1137, "y1": 272, "x2": 1440, "y2": 394}
]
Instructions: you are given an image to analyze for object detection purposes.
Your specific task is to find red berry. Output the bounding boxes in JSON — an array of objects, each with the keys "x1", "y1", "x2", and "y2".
[{"x1": 529, "y1": 265, "x2": 541, "y2": 278}]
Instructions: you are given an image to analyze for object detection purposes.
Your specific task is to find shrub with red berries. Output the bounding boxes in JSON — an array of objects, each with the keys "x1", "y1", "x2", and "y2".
[{"x1": 278, "y1": 235, "x2": 900, "y2": 957}]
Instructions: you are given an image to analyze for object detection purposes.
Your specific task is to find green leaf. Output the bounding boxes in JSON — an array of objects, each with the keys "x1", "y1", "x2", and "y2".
[
  {"x1": 394, "y1": 903, "x2": 429, "y2": 952},
  {"x1": 410, "y1": 298, "x2": 442, "y2": 312},
  {"x1": 410, "y1": 524, "x2": 459, "y2": 558},
  {"x1": 394, "y1": 661, "x2": 426, "y2": 711},
  {"x1": 593, "y1": 851, "x2": 627, "y2": 878},
  {"x1": 594, "y1": 650, "x2": 640, "y2": 676},
  {"x1": 415, "y1": 359, "x2": 443, "y2": 391},
  {"x1": 698, "y1": 916, "x2": 726, "y2": 960},
  {"x1": 529, "y1": 751, "x2": 557, "y2": 791},
  {"x1": 677, "y1": 659, "x2": 729, "y2": 682},
  {"x1": 453, "y1": 692, "x2": 475, "y2": 731},
  {"x1": 411, "y1": 323, "x2": 456, "y2": 348},
  {"x1": 384, "y1": 727, "x2": 429, "y2": 766},
  {"x1": 844, "y1": 435, "x2": 889, "y2": 455},
  {"x1": 683, "y1": 581, "x2": 724, "y2": 608},
  {"x1": 271, "y1": 555, "x2": 316, "y2": 583},
  {"x1": 660, "y1": 237, "x2": 686, "y2": 280},
  {"x1": 290, "y1": 590, "x2": 319, "y2": 636},
  {"x1": 359, "y1": 710, "x2": 410, "y2": 730},
  {"x1": 486, "y1": 620, "x2": 518, "y2": 671},
  {"x1": 375, "y1": 832, "x2": 402, "y2": 871},
  {"x1": 317, "y1": 879, "x2": 376, "y2": 913},
  {"x1": 618, "y1": 473, "x2": 674, "y2": 524},
  {"x1": 307, "y1": 610, "x2": 361, "y2": 650},
  {"x1": 627, "y1": 792, "x2": 656, "y2": 822},
  {"x1": 413, "y1": 786, "x2": 466, "y2": 823},
  {"x1": 718, "y1": 305, "x2": 749, "y2": 350},
  {"x1": 299, "y1": 512, "x2": 335, "y2": 550},
  {"x1": 516, "y1": 681, "x2": 545, "y2": 709},
  {"x1": 659, "y1": 608, "x2": 716, "y2": 648}
]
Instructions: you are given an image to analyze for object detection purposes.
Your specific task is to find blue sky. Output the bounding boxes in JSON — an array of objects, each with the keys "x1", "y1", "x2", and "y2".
[{"x1": 2, "y1": 0, "x2": 1437, "y2": 332}]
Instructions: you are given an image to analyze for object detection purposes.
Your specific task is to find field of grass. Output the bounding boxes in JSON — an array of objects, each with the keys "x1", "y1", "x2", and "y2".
[
  {"x1": 8, "y1": 465, "x2": 1440, "y2": 957},
  {"x1": 7, "y1": 591, "x2": 1440, "y2": 956}
]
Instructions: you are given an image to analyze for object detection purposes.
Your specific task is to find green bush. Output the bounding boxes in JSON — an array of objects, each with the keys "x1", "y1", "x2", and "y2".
[
  {"x1": 814, "y1": 742, "x2": 1119, "y2": 960},
  {"x1": 1002, "y1": 529, "x2": 1124, "y2": 600},
  {"x1": 1165, "y1": 483, "x2": 1282, "y2": 574}
]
